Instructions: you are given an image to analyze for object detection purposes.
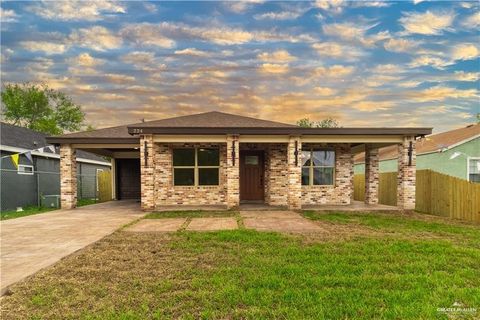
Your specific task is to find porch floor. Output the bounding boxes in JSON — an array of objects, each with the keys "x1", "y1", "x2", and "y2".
[{"x1": 303, "y1": 201, "x2": 400, "y2": 211}]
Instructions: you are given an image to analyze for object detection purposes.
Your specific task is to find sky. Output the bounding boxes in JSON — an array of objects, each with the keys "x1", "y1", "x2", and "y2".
[{"x1": 1, "y1": 0, "x2": 479, "y2": 133}]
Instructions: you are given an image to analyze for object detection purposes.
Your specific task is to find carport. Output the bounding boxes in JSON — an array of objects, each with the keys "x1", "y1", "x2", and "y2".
[{"x1": 47, "y1": 125, "x2": 141, "y2": 207}]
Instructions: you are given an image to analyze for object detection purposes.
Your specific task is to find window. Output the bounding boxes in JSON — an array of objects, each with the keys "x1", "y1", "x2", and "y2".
[
  {"x1": 173, "y1": 148, "x2": 220, "y2": 186},
  {"x1": 18, "y1": 164, "x2": 34, "y2": 175},
  {"x1": 301, "y1": 149, "x2": 335, "y2": 185},
  {"x1": 468, "y1": 158, "x2": 480, "y2": 183}
]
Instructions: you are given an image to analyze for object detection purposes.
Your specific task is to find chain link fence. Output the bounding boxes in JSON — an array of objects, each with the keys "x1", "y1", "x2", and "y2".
[{"x1": 0, "y1": 168, "x2": 100, "y2": 211}]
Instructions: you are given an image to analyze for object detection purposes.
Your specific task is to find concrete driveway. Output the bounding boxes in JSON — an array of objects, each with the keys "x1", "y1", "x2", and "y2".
[{"x1": 0, "y1": 200, "x2": 144, "y2": 294}]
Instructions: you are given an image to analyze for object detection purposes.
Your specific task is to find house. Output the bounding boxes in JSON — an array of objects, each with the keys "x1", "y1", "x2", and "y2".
[
  {"x1": 354, "y1": 124, "x2": 480, "y2": 183},
  {"x1": 0, "y1": 123, "x2": 111, "y2": 211},
  {"x1": 46, "y1": 111, "x2": 432, "y2": 211}
]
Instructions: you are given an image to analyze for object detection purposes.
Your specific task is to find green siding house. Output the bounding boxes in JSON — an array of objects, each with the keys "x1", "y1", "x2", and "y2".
[{"x1": 354, "y1": 124, "x2": 480, "y2": 182}]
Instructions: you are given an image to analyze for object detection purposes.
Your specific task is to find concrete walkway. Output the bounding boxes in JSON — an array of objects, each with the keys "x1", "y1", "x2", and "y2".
[
  {"x1": 0, "y1": 200, "x2": 144, "y2": 295},
  {"x1": 125, "y1": 210, "x2": 322, "y2": 233}
]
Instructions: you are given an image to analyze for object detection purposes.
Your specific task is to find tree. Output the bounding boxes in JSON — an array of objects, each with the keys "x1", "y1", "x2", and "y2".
[
  {"x1": 1, "y1": 83, "x2": 85, "y2": 135},
  {"x1": 296, "y1": 117, "x2": 340, "y2": 128}
]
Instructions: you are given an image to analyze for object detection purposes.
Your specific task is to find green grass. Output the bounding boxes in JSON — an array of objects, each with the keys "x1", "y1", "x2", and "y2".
[
  {"x1": 2, "y1": 212, "x2": 479, "y2": 319},
  {"x1": 145, "y1": 210, "x2": 237, "y2": 219},
  {"x1": 301, "y1": 211, "x2": 480, "y2": 246},
  {"x1": 0, "y1": 206, "x2": 57, "y2": 220},
  {"x1": 77, "y1": 198, "x2": 98, "y2": 207}
]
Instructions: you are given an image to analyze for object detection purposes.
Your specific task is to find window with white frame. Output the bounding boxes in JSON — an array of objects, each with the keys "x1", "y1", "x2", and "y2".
[
  {"x1": 18, "y1": 164, "x2": 34, "y2": 175},
  {"x1": 468, "y1": 158, "x2": 480, "y2": 183},
  {"x1": 301, "y1": 149, "x2": 335, "y2": 185},
  {"x1": 173, "y1": 148, "x2": 220, "y2": 186}
]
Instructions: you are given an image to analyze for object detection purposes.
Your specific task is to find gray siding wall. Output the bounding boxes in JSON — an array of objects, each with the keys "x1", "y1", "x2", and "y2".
[{"x1": 0, "y1": 151, "x2": 110, "y2": 211}]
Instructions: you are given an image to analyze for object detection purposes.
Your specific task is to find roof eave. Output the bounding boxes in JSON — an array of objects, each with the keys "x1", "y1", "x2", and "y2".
[
  {"x1": 46, "y1": 137, "x2": 140, "y2": 145},
  {"x1": 126, "y1": 126, "x2": 433, "y2": 136}
]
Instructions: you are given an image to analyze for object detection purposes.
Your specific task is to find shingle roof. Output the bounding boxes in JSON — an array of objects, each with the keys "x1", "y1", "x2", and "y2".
[
  {"x1": 0, "y1": 122, "x2": 110, "y2": 163},
  {"x1": 134, "y1": 111, "x2": 298, "y2": 128},
  {"x1": 46, "y1": 111, "x2": 432, "y2": 143},
  {"x1": 354, "y1": 124, "x2": 480, "y2": 163}
]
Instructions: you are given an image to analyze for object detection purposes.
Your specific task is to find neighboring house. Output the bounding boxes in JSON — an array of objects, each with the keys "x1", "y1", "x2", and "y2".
[
  {"x1": 46, "y1": 111, "x2": 431, "y2": 211},
  {"x1": 0, "y1": 123, "x2": 111, "y2": 211},
  {"x1": 354, "y1": 124, "x2": 480, "y2": 183}
]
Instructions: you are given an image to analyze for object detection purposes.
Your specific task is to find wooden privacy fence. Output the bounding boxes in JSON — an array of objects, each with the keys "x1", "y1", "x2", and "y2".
[
  {"x1": 353, "y1": 172, "x2": 396, "y2": 205},
  {"x1": 97, "y1": 170, "x2": 113, "y2": 203},
  {"x1": 354, "y1": 169, "x2": 480, "y2": 222}
]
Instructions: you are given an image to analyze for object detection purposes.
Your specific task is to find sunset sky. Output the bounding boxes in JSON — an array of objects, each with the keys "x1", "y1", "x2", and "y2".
[{"x1": 1, "y1": 1, "x2": 479, "y2": 132}]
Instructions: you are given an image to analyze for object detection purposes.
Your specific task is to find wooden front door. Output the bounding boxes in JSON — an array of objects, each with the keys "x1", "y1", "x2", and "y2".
[{"x1": 240, "y1": 150, "x2": 265, "y2": 201}]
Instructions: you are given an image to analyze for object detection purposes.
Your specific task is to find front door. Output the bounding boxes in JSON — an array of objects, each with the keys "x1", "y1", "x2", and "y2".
[{"x1": 240, "y1": 150, "x2": 265, "y2": 201}]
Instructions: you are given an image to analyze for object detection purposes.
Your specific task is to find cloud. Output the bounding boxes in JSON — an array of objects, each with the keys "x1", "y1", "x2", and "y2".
[
  {"x1": 143, "y1": 2, "x2": 158, "y2": 13},
  {"x1": 314, "y1": 65, "x2": 355, "y2": 78},
  {"x1": 254, "y1": 11, "x2": 302, "y2": 20},
  {"x1": 224, "y1": 0, "x2": 264, "y2": 13},
  {"x1": 258, "y1": 63, "x2": 289, "y2": 74},
  {"x1": 27, "y1": 0, "x2": 125, "y2": 21},
  {"x1": 120, "y1": 22, "x2": 312, "y2": 46},
  {"x1": 461, "y1": 11, "x2": 480, "y2": 29},
  {"x1": 66, "y1": 53, "x2": 105, "y2": 75},
  {"x1": 399, "y1": 10, "x2": 455, "y2": 35},
  {"x1": 105, "y1": 73, "x2": 136, "y2": 84},
  {"x1": 174, "y1": 48, "x2": 210, "y2": 57},
  {"x1": 322, "y1": 21, "x2": 387, "y2": 47},
  {"x1": 383, "y1": 38, "x2": 419, "y2": 52},
  {"x1": 408, "y1": 55, "x2": 451, "y2": 69},
  {"x1": 410, "y1": 86, "x2": 478, "y2": 102},
  {"x1": 120, "y1": 51, "x2": 160, "y2": 71},
  {"x1": 71, "y1": 53, "x2": 105, "y2": 67},
  {"x1": 314, "y1": 87, "x2": 337, "y2": 96},
  {"x1": 453, "y1": 71, "x2": 479, "y2": 81},
  {"x1": 120, "y1": 23, "x2": 176, "y2": 48},
  {"x1": 371, "y1": 64, "x2": 405, "y2": 74},
  {"x1": 20, "y1": 41, "x2": 67, "y2": 55},
  {"x1": 323, "y1": 22, "x2": 372, "y2": 41},
  {"x1": 257, "y1": 50, "x2": 296, "y2": 63},
  {"x1": 121, "y1": 22, "x2": 252, "y2": 46},
  {"x1": 312, "y1": 42, "x2": 364, "y2": 60},
  {"x1": 70, "y1": 26, "x2": 122, "y2": 51},
  {"x1": 314, "y1": 0, "x2": 346, "y2": 14},
  {"x1": 1, "y1": 8, "x2": 18, "y2": 22},
  {"x1": 397, "y1": 80, "x2": 422, "y2": 88},
  {"x1": 353, "y1": 101, "x2": 395, "y2": 112},
  {"x1": 451, "y1": 43, "x2": 479, "y2": 60}
]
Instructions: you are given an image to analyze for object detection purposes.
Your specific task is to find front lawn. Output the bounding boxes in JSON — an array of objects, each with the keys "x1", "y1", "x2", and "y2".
[
  {"x1": 2, "y1": 212, "x2": 479, "y2": 319},
  {"x1": 0, "y1": 206, "x2": 57, "y2": 220}
]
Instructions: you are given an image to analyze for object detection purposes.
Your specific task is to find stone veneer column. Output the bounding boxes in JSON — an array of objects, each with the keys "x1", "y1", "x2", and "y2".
[
  {"x1": 226, "y1": 135, "x2": 240, "y2": 209},
  {"x1": 287, "y1": 136, "x2": 302, "y2": 210},
  {"x1": 140, "y1": 134, "x2": 155, "y2": 211},
  {"x1": 60, "y1": 144, "x2": 77, "y2": 209},
  {"x1": 364, "y1": 145, "x2": 379, "y2": 205},
  {"x1": 397, "y1": 137, "x2": 416, "y2": 210}
]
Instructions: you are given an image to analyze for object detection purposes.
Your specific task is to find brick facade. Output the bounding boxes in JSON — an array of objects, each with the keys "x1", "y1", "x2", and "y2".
[
  {"x1": 60, "y1": 144, "x2": 77, "y2": 209},
  {"x1": 301, "y1": 143, "x2": 354, "y2": 206},
  {"x1": 397, "y1": 137, "x2": 416, "y2": 210},
  {"x1": 287, "y1": 137, "x2": 302, "y2": 209},
  {"x1": 364, "y1": 145, "x2": 379, "y2": 205},
  {"x1": 153, "y1": 143, "x2": 228, "y2": 208},
  {"x1": 226, "y1": 135, "x2": 240, "y2": 208},
  {"x1": 265, "y1": 144, "x2": 288, "y2": 206},
  {"x1": 140, "y1": 135, "x2": 155, "y2": 210}
]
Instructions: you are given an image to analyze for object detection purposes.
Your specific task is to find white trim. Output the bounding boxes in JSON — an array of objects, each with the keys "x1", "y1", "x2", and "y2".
[
  {"x1": 18, "y1": 164, "x2": 34, "y2": 175},
  {"x1": 0, "y1": 144, "x2": 111, "y2": 166},
  {"x1": 467, "y1": 157, "x2": 480, "y2": 181}
]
